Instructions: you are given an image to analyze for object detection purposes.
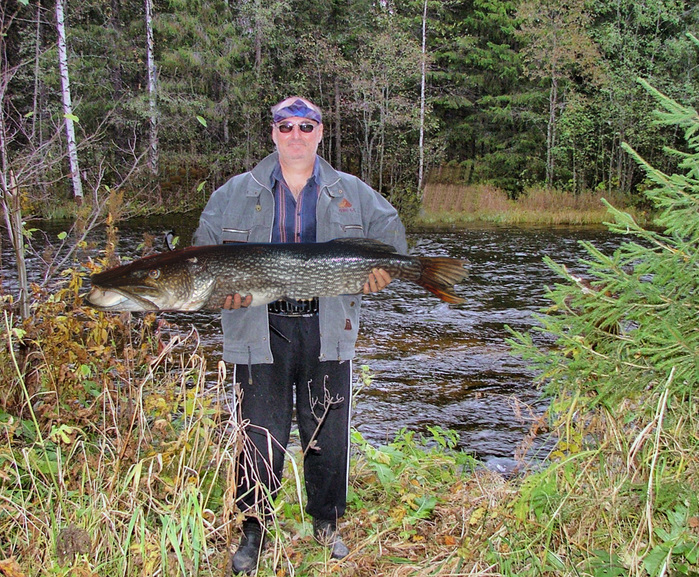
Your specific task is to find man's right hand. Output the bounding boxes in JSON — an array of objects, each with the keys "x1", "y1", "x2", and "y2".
[{"x1": 223, "y1": 293, "x2": 253, "y2": 309}]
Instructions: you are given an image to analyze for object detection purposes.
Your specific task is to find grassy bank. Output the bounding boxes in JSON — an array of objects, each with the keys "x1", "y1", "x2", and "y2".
[
  {"x1": 1, "y1": 263, "x2": 697, "y2": 577},
  {"x1": 419, "y1": 183, "x2": 645, "y2": 226},
  {"x1": 0, "y1": 291, "x2": 510, "y2": 577}
]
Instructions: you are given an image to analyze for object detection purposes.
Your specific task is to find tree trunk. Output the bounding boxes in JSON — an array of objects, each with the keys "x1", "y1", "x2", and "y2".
[
  {"x1": 33, "y1": 0, "x2": 49, "y2": 198},
  {"x1": 546, "y1": 73, "x2": 558, "y2": 188},
  {"x1": 2, "y1": 170, "x2": 30, "y2": 320},
  {"x1": 145, "y1": 0, "x2": 160, "y2": 193},
  {"x1": 378, "y1": 86, "x2": 386, "y2": 194},
  {"x1": 32, "y1": 0, "x2": 42, "y2": 143},
  {"x1": 334, "y1": 77, "x2": 342, "y2": 170},
  {"x1": 55, "y1": 0, "x2": 83, "y2": 201},
  {"x1": 418, "y1": 0, "x2": 427, "y2": 197}
]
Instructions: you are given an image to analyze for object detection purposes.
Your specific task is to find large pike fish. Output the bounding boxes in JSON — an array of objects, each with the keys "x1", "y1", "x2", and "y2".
[{"x1": 85, "y1": 238, "x2": 468, "y2": 312}]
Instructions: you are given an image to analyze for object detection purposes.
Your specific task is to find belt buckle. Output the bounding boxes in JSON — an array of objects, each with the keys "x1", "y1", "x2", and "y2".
[{"x1": 268, "y1": 298, "x2": 319, "y2": 316}]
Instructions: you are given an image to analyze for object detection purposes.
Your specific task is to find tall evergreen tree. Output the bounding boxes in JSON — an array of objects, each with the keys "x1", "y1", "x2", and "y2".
[{"x1": 429, "y1": 0, "x2": 536, "y2": 192}]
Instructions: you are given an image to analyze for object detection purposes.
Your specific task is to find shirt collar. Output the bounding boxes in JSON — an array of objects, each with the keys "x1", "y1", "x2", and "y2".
[{"x1": 271, "y1": 158, "x2": 321, "y2": 189}]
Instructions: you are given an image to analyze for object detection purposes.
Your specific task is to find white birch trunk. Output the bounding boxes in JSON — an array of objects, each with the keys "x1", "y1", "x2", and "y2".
[
  {"x1": 334, "y1": 77, "x2": 342, "y2": 170},
  {"x1": 56, "y1": 0, "x2": 83, "y2": 200},
  {"x1": 145, "y1": 0, "x2": 159, "y2": 178},
  {"x1": 418, "y1": 0, "x2": 428, "y2": 197}
]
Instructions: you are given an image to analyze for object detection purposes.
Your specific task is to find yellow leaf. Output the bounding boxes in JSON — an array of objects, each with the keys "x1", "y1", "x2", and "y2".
[
  {"x1": 469, "y1": 506, "x2": 486, "y2": 525},
  {"x1": 0, "y1": 558, "x2": 26, "y2": 577}
]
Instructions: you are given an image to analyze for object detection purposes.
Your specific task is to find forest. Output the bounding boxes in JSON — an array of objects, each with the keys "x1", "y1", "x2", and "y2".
[
  {"x1": 1, "y1": 0, "x2": 698, "y2": 220},
  {"x1": 1, "y1": 1, "x2": 699, "y2": 576}
]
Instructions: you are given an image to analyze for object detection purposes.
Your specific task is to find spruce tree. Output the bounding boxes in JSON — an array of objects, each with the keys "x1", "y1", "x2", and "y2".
[
  {"x1": 507, "y1": 74, "x2": 699, "y2": 575},
  {"x1": 510, "y1": 78, "x2": 698, "y2": 404}
]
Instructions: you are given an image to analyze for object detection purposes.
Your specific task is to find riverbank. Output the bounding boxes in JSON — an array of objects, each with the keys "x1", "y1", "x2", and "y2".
[
  {"x1": 418, "y1": 183, "x2": 646, "y2": 226},
  {"x1": 1, "y1": 227, "x2": 697, "y2": 576}
]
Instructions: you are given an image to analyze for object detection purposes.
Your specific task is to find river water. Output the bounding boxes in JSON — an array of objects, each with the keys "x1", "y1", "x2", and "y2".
[{"x1": 2, "y1": 218, "x2": 622, "y2": 467}]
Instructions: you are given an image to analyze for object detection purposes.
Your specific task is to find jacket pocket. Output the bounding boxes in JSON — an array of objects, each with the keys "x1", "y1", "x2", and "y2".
[
  {"x1": 328, "y1": 221, "x2": 364, "y2": 238},
  {"x1": 221, "y1": 228, "x2": 250, "y2": 243}
]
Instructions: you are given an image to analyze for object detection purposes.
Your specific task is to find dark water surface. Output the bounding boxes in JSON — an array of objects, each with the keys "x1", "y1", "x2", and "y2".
[
  {"x1": 3, "y1": 218, "x2": 622, "y2": 464},
  {"x1": 354, "y1": 225, "x2": 622, "y2": 465}
]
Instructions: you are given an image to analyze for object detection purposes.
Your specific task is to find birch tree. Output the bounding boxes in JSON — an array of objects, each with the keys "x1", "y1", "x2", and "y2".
[
  {"x1": 349, "y1": 30, "x2": 421, "y2": 190},
  {"x1": 517, "y1": 0, "x2": 602, "y2": 188},
  {"x1": 55, "y1": 0, "x2": 83, "y2": 201},
  {"x1": 418, "y1": 0, "x2": 428, "y2": 196},
  {"x1": 145, "y1": 0, "x2": 159, "y2": 187}
]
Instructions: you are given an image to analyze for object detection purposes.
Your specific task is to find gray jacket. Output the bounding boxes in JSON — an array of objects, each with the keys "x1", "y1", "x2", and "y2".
[{"x1": 193, "y1": 152, "x2": 408, "y2": 364}]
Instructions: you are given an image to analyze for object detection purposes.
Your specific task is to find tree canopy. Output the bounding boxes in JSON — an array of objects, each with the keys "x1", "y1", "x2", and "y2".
[{"x1": 1, "y1": 0, "x2": 698, "y2": 214}]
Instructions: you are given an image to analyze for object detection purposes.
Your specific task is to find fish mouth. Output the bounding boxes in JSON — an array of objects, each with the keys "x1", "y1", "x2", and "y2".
[{"x1": 85, "y1": 286, "x2": 161, "y2": 312}]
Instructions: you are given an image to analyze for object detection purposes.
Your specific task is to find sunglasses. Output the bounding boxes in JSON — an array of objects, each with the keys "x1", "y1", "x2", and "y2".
[{"x1": 276, "y1": 121, "x2": 317, "y2": 133}]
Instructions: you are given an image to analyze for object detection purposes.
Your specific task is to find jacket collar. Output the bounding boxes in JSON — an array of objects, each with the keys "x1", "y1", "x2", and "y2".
[{"x1": 249, "y1": 152, "x2": 343, "y2": 197}]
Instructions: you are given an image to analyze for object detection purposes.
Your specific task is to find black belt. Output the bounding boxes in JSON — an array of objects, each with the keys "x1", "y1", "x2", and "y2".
[{"x1": 268, "y1": 297, "x2": 319, "y2": 317}]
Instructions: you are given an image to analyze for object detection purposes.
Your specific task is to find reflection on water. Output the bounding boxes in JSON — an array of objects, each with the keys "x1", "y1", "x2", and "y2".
[{"x1": 2, "y1": 218, "x2": 622, "y2": 462}]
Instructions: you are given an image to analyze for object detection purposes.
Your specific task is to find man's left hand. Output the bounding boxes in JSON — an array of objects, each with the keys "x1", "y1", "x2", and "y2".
[{"x1": 363, "y1": 268, "x2": 392, "y2": 294}]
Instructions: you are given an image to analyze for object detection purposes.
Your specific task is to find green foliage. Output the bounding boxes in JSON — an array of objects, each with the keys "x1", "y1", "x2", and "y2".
[
  {"x1": 505, "y1": 84, "x2": 699, "y2": 575},
  {"x1": 2, "y1": 0, "x2": 699, "y2": 211},
  {"x1": 345, "y1": 427, "x2": 481, "y2": 560}
]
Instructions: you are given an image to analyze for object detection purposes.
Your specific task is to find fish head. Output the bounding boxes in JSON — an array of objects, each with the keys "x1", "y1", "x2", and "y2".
[{"x1": 86, "y1": 250, "x2": 208, "y2": 312}]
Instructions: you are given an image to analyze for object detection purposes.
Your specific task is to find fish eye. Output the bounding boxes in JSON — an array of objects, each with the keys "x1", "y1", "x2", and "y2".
[{"x1": 148, "y1": 269, "x2": 160, "y2": 279}]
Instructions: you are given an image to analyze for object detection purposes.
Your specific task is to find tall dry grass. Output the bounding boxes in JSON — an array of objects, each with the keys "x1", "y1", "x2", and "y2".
[
  {"x1": 0, "y1": 308, "x2": 244, "y2": 576},
  {"x1": 421, "y1": 183, "x2": 641, "y2": 226}
]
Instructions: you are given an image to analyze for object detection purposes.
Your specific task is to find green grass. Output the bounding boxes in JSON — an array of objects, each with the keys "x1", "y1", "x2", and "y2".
[{"x1": 1, "y1": 282, "x2": 698, "y2": 576}]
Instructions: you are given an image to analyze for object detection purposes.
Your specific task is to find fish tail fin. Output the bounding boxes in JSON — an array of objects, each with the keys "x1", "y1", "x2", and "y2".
[{"x1": 416, "y1": 257, "x2": 468, "y2": 304}]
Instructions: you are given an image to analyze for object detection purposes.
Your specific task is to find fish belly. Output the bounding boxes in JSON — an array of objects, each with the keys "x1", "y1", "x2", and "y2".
[{"x1": 203, "y1": 254, "x2": 387, "y2": 308}]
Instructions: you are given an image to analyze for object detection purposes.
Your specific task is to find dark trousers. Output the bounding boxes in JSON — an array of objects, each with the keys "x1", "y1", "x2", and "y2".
[{"x1": 232, "y1": 313, "x2": 351, "y2": 522}]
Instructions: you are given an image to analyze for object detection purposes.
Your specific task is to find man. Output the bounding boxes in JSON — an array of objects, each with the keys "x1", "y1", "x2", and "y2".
[{"x1": 193, "y1": 96, "x2": 407, "y2": 575}]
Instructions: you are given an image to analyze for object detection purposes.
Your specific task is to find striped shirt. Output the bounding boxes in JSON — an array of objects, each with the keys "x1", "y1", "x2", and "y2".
[{"x1": 270, "y1": 160, "x2": 320, "y2": 244}]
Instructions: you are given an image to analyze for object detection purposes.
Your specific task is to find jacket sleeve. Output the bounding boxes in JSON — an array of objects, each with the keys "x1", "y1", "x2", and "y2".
[
  {"x1": 192, "y1": 185, "x2": 226, "y2": 246},
  {"x1": 357, "y1": 179, "x2": 408, "y2": 255}
]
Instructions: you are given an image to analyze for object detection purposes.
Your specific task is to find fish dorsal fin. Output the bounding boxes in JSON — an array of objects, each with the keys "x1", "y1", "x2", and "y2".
[{"x1": 328, "y1": 238, "x2": 398, "y2": 254}]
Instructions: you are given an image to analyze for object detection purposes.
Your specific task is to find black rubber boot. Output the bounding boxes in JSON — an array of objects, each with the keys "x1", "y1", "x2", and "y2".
[
  {"x1": 312, "y1": 518, "x2": 350, "y2": 560},
  {"x1": 230, "y1": 518, "x2": 264, "y2": 575}
]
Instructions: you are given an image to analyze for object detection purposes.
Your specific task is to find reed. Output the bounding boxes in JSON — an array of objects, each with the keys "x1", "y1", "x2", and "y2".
[{"x1": 420, "y1": 183, "x2": 642, "y2": 226}]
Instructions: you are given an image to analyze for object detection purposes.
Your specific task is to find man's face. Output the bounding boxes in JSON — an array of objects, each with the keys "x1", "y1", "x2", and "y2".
[{"x1": 272, "y1": 116, "x2": 323, "y2": 166}]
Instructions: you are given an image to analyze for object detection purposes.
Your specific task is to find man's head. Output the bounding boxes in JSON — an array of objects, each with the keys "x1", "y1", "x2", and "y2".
[{"x1": 271, "y1": 97, "x2": 323, "y2": 168}]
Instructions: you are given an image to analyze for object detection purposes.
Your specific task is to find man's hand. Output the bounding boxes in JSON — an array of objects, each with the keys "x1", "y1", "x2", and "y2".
[
  {"x1": 363, "y1": 268, "x2": 392, "y2": 294},
  {"x1": 223, "y1": 293, "x2": 253, "y2": 309}
]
